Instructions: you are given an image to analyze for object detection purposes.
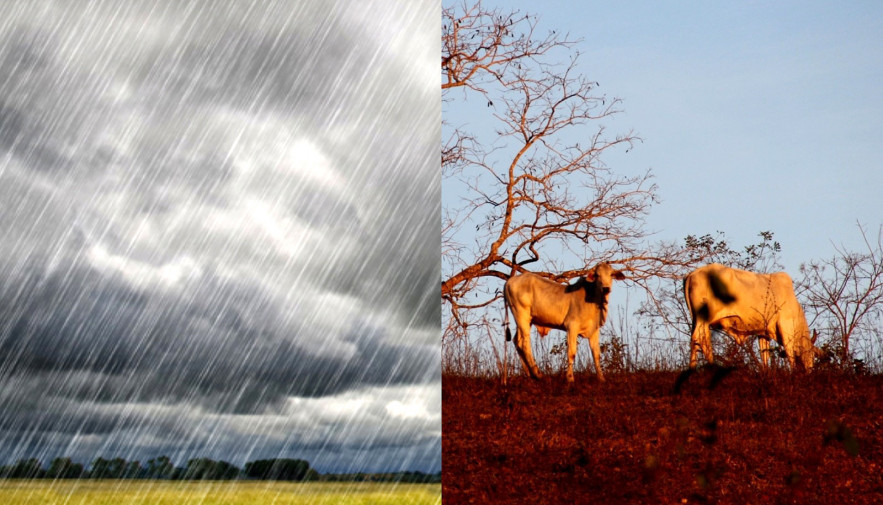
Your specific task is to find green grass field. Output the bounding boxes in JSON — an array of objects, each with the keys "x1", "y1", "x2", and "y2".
[{"x1": 0, "y1": 480, "x2": 441, "y2": 505}]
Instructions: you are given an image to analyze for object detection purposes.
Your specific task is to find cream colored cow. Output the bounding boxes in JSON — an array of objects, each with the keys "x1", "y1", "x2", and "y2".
[
  {"x1": 503, "y1": 263, "x2": 626, "y2": 382},
  {"x1": 683, "y1": 263, "x2": 816, "y2": 370}
]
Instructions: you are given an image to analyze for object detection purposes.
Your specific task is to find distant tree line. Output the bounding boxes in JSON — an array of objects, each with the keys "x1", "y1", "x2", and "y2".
[
  {"x1": 0, "y1": 456, "x2": 437, "y2": 483},
  {"x1": 322, "y1": 471, "x2": 441, "y2": 483}
]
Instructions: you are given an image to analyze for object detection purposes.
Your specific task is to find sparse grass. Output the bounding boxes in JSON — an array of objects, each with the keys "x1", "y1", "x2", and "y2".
[{"x1": 0, "y1": 480, "x2": 441, "y2": 505}]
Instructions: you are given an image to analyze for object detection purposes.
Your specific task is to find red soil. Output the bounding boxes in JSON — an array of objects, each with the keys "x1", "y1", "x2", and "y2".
[{"x1": 443, "y1": 368, "x2": 883, "y2": 504}]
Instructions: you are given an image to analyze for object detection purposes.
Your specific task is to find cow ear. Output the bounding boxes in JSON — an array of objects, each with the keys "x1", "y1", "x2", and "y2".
[{"x1": 613, "y1": 270, "x2": 626, "y2": 281}]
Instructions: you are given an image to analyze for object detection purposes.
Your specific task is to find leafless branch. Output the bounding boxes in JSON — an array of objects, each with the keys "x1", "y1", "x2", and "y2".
[
  {"x1": 797, "y1": 223, "x2": 883, "y2": 364},
  {"x1": 441, "y1": 2, "x2": 720, "y2": 357}
]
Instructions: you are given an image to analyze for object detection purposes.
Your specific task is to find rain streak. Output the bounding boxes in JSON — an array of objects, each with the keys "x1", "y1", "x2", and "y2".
[{"x1": 0, "y1": 0, "x2": 440, "y2": 475}]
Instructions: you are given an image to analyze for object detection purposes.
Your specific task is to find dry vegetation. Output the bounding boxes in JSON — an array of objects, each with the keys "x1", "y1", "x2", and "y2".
[
  {"x1": 0, "y1": 480, "x2": 441, "y2": 505},
  {"x1": 443, "y1": 368, "x2": 883, "y2": 504}
]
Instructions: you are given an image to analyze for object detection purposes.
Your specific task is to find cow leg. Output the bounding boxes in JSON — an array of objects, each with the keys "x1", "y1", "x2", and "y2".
[
  {"x1": 783, "y1": 346, "x2": 797, "y2": 369},
  {"x1": 513, "y1": 316, "x2": 542, "y2": 379},
  {"x1": 757, "y1": 338, "x2": 770, "y2": 367},
  {"x1": 690, "y1": 321, "x2": 713, "y2": 367},
  {"x1": 565, "y1": 327, "x2": 579, "y2": 383},
  {"x1": 689, "y1": 319, "x2": 700, "y2": 367},
  {"x1": 775, "y1": 321, "x2": 799, "y2": 370},
  {"x1": 588, "y1": 328, "x2": 605, "y2": 382},
  {"x1": 689, "y1": 334, "x2": 698, "y2": 368}
]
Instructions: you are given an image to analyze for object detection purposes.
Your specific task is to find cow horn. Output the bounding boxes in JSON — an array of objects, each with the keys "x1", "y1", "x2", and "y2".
[{"x1": 811, "y1": 329, "x2": 819, "y2": 345}]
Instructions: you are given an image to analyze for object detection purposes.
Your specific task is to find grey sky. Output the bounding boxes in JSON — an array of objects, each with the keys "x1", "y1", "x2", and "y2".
[{"x1": 0, "y1": 0, "x2": 439, "y2": 473}]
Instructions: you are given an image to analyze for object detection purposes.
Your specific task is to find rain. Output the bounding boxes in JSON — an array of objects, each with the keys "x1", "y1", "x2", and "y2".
[{"x1": 0, "y1": 0, "x2": 440, "y2": 475}]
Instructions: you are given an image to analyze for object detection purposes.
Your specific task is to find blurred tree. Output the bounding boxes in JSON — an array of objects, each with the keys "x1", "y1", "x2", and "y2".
[
  {"x1": 123, "y1": 460, "x2": 142, "y2": 479},
  {"x1": 90, "y1": 457, "x2": 109, "y2": 479},
  {"x1": 244, "y1": 458, "x2": 312, "y2": 481},
  {"x1": 183, "y1": 458, "x2": 240, "y2": 480},
  {"x1": 46, "y1": 457, "x2": 84, "y2": 479},
  {"x1": 442, "y1": 1, "x2": 716, "y2": 363},
  {"x1": 1, "y1": 458, "x2": 44, "y2": 479},
  {"x1": 107, "y1": 457, "x2": 127, "y2": 479},
  {"x1": 146, "y1": 455, "x2": 175, "y2": 479}
]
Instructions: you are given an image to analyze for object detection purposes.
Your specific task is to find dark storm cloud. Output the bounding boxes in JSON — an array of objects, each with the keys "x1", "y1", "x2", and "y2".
[
  {"x1": 0, "y1": 104, "x2": 72, "y2": 174},
  {"x1": 0, "y1": 258, "x2": 438, "y2": 409},
  {"x1": 0, "y1": 106, "x2": 25, "y2": 148},
  {"x1": 0, "y1": 378, "x2": 441, "y2": 472},
  {"x1": 0, "y1": 0, "x2": 439, "y2": 472}
]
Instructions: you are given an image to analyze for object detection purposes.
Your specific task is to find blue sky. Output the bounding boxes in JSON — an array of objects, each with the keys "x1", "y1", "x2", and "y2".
[{"x1": 451, "y1": 1, "x2": 883, "y2": 272}]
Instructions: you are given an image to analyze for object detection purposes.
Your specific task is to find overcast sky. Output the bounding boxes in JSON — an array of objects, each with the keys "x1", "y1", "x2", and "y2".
[
  {"x1": 465, "y1": 0, "x2": 883, "y2": 273},
  {"x1": 0, "y1": 0, "x2": 439, "y2": 473}
]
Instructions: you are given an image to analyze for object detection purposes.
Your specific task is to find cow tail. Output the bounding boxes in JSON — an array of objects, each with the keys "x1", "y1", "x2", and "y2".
[
  {"x1": 683, "y1": 276, "x2": 691, "y2": 314},
  {"x1": 683, "y1": 275, "x2": 696, "y2": 335},
  {"x1": 503, "y1": 289, "x2": 512, "y2": 342}
]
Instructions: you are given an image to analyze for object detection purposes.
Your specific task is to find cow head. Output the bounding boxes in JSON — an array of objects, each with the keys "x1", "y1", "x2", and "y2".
[
  {"x1": 794, "y1": 327, "x2": 818, "y2": 371},
  {"x1": 585, "y1": 262, "x2": 627, "y2": 295},
  {"x1": 804, "y1": 329, "x2": 825, "y2": 370}
]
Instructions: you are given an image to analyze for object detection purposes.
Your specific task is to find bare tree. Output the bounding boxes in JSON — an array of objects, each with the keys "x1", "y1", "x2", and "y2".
[
  {"x1": 441, "y1": 2, "x2": 713, "y2": 371},
  {"x1": 798, "y1": 224, "x2": 883, "y2": 369}
]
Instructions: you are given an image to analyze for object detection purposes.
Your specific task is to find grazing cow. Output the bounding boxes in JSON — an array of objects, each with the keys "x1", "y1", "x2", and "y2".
[
  {"x1": 683, "y1": 263, "x2": 816, "y2": 370},
  {"x1": 503, "y1": 263, "x2": 626, "y2": 382}
]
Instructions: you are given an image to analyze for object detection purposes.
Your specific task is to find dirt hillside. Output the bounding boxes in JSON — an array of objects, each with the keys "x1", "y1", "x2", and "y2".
[{"x1": 443, "y1": 369, "x2": 883, "y2": 504}]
